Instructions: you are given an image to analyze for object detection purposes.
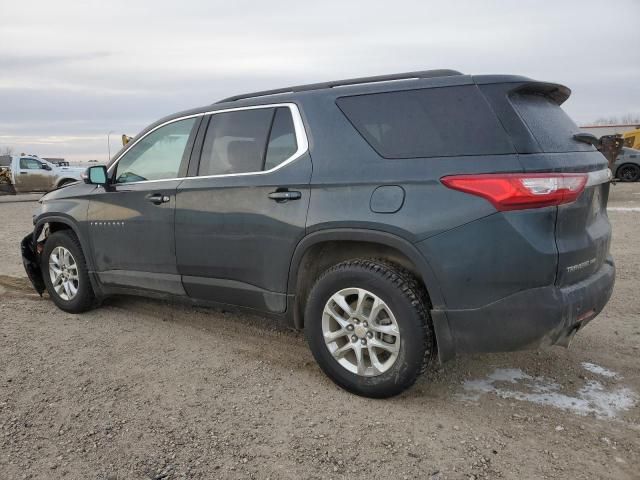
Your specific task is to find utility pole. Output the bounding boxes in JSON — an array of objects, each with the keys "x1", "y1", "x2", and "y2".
[{"x1": 107, "y1": 130, "x2": 115, "y2": 162}]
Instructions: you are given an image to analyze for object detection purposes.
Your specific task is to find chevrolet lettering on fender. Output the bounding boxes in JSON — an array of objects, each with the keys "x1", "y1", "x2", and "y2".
[{"x1": 567, "y1": 258, "x2": 597, "y2": 273}]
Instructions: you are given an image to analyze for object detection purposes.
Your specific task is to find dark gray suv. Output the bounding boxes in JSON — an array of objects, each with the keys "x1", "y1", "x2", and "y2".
[{"x1": 21, "y1": 70, "x2": 615, "y2": 398}]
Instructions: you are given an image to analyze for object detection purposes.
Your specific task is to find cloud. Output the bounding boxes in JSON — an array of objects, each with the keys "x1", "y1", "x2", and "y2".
[
  {"x1": 0, "y1": 0, "x2": 638, "y2": 161},
  {"x1": 0, "y1": 51, "x2": 112, "y2": 70}
]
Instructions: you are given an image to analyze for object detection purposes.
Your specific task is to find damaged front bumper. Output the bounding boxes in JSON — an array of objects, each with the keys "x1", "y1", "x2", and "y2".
[{"x1": 21, "y1": 233, "x2": 45, "y2": 295}]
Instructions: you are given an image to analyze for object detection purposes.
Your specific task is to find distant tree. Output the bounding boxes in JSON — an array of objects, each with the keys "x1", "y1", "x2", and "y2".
[
  {"x1": 591, "y1": 114, "x2": 640, "y2": 126},
  {"x1": 0, "y1": 145, "x2": 14, "y2": 155},
  {"x1": 620, "y1": 113, "x2": 640, "y2": 125}
]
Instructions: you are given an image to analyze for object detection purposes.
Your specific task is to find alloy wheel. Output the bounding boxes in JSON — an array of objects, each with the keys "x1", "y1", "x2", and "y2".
[
  {"x1": 619, "y1": 165, "x2": 640, "y2": 182},
  {"x1": 48, "y1": 246, "x2": 79, "y2": 301},
  {"x1": 322, "y1": 288, "x2": 400, "y2": 376}
]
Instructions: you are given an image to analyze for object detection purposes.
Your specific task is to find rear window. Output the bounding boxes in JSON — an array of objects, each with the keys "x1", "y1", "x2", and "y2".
[
  {"x1": 264, "y1": 107, "x2": 298, "y2": 170},
  {"x1": 336, "y1": 85, "x2": 514, "y2": 159},
  {"x1": 510, "y1": 93, "x2": 595, "y2": 153},
  {"x1": 0, "y1": 155, "x2": 10, "y2": 167}
]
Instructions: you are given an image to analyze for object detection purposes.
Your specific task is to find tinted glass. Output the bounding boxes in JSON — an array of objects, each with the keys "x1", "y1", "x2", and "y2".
[
  {"x1": 20, "y1": 158, "x2": 42, "y2": 169},
  {"x1": 264, "y1": 107, "x2": 298, "y2": 170},
  {"x1": 115, "y1": 118, "x2": 196, "y2": 183},
  {"x1": 336, "y1": 86, "x2": 514, "y2": 159},
  {"x1": 199, "y1": 108, "x2": 274, "y2": 176},
  {"x1": 0, "y1": 156, "x2": 11, "y2": 167},
  {"x1": 510, "y1": 93, "x2": 595, "y2": 153}
]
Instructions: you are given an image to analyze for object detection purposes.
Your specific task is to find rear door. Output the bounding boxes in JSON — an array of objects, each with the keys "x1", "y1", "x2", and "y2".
[
  {"x1": 503, "y1": 86, "x2": 611, "y2": 286},
  {"x1": 175, "y1": 104, "x2": 311, "y2": 312}
]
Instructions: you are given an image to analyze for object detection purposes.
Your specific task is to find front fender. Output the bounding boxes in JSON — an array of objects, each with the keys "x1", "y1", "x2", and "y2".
[{"x1": 33, "y1": 214, "x2": 95, "y2": 272}]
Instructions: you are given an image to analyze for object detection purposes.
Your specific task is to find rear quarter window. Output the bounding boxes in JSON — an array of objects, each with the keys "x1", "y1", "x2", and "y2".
[
  {"x1": 336, "y1": 85, "x2": 514, "y2": 159},
  {"x1": 509, "y1": 93, "x2": 595, "y2": 153}
]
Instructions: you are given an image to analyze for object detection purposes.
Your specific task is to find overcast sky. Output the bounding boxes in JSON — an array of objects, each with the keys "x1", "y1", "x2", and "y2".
[{"x1": 1, "y1": 0, "x2": 638, "y2": 162}]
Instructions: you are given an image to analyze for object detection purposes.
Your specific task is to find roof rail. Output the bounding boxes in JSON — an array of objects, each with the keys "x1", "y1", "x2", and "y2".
[{"x1": 216, "y1": 69, "x2": 463, "y2": 103}]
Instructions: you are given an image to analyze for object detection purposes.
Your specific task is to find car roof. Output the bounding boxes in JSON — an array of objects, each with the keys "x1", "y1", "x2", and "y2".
[{"x1": 120, "y1": 70, "x2": 538, "y2": 163}]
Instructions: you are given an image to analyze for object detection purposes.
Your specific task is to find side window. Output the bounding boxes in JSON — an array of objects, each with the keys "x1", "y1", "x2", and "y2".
[
  {"x1": 336, "y1": 86, "x2": 514, "y2": 158},
  {"x1": 264, "y1": 107, "x2": 298, "y2": 170},
  {"x1": 20, "y1": 158, "x2": 43, "y2": 169},
  {"x1": 115, "y1": 117, "x2": 196, "y2": 183},
  {"x1": 198, "y1": 108, "x2": 274, "y2": 176}
]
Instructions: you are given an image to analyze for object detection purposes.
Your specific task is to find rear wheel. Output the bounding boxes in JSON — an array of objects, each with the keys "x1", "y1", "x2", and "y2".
[
  {"x1": 41, "y1": 230, "x2": 95, "y2": 313},
  {"x1": 617, "y1": 163, "x2": 640, "y2": 182},
  {"x1": 304, "y1": 259, "x2": 435, "y2": 398}
]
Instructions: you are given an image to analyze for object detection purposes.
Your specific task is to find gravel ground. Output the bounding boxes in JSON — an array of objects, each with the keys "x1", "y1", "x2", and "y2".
[{"x1": 0, "y1": 184, "x2": 639, "y2": 479}]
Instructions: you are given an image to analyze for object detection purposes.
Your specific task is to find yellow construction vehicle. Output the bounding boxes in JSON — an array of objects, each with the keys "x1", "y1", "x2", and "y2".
[{"x1": 622, "y1": 128, "x2": 640, "y2": 149}]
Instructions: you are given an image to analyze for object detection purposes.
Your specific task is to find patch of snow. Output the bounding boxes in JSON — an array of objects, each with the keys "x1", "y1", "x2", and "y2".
[
  {"x1": 459, "y1": 368, "x2": 637, "y2": 419},
  {"x1": 581, "y1": 362, "x2": 620, "y2": 379}
]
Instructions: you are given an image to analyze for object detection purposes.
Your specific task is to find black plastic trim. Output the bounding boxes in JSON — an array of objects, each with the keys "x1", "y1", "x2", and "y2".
[{"x1": 217, "y1": 69, "x2": 463, "y2": 103}]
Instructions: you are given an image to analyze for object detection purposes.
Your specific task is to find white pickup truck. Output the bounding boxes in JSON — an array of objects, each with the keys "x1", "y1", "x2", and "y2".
[{"x1": 0, "y1": 155, "x2": 85, "y2": 194}]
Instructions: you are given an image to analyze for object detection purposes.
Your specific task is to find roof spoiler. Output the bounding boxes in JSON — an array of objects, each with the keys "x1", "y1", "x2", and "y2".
[{"x1": 509, "y1": 81, "x2": 571, "y2": 105}]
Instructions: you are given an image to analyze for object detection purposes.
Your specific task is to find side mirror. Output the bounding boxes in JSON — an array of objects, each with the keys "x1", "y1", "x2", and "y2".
[
  {"x1": 84, "y1": 165, "x2": 109, "y2": 186},
  {"x1": 41, "y1": 163, "x2": 52, "y2": 171}
]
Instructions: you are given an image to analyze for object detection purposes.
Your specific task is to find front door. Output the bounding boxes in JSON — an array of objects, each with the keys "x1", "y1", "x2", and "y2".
[
  {"x1": 87, "y1": 117, "x2": 199, "y2": 294},
  {"x1": 15, "y1": 157, "x2": 54, "y2": 191},
  {"x1": 175, "y1": 105, "x2": 311, "y2": 312}
]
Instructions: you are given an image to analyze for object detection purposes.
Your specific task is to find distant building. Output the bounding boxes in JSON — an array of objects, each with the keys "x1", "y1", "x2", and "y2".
[
  {"x1": 579, "y1": 124, "x2": 640, "y2": 138},
  {"x1": 43, "y1": 157, "x2": 67, "y2": 165}
]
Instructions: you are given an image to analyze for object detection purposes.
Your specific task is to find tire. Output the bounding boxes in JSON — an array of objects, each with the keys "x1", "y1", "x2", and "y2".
[
  {"x1": 41, "y1": 230, "x2": 95, "y2": 313},
  {"x1": 0, "y1": 178, "x2": 15, "y2": 195},
  {"x1": 616, "y1": 163, "x2": 640, "y2": 182},
  {"x1": 304, "y1": 259, "x2": 435, "y2": 398}
]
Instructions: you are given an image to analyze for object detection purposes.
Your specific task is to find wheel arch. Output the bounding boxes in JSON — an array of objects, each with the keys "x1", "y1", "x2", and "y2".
[
  {"x1": 33, "y1": 214, "x2": 95, "y2": 271},
  {"x1": 287, "y1": 229, "x2": 445, "y2": 330}
]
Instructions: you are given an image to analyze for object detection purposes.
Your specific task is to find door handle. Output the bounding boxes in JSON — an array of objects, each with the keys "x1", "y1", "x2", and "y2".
[
  {"x1": 268, "y1": 190, "x2": 302, "y2": 202},
  {"x1": 20, "y1": 171, "x2": 28, "y2": 175},
  {"x1": 148, "y1": 193, "x2": 170, "y2": 205}
]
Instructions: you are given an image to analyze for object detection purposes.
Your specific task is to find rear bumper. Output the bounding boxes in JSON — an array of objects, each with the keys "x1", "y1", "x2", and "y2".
[{"x1": 432, "y1": 256, "x2": 615, "y2": 362}]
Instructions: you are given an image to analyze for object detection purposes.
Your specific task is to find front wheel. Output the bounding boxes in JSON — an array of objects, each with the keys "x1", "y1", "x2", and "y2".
[
  {"x1": 41, "y1": 230, "x2": 95, "y2": 313},
  {"x1": 304, "y1": 259, "x2": 435, "y2": 398}
]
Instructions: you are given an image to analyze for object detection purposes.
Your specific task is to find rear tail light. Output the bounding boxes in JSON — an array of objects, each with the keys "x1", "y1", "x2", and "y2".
[{"x1": 441, "y1": 173, "x2": 588, "y2": 211}]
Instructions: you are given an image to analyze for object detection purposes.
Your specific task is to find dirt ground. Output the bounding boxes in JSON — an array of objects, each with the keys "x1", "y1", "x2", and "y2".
[{"x1": 1, "y1": 185, "x2": 639, "y2": 480}]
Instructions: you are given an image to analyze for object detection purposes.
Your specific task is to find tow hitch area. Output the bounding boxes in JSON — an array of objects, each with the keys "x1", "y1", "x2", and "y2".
[
  {"x1": 21, "y1": 233, "x2": 45, "y2": 295},
  {"x1": 556, "y1": 309, "x2": 597, "y2": 348}
]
